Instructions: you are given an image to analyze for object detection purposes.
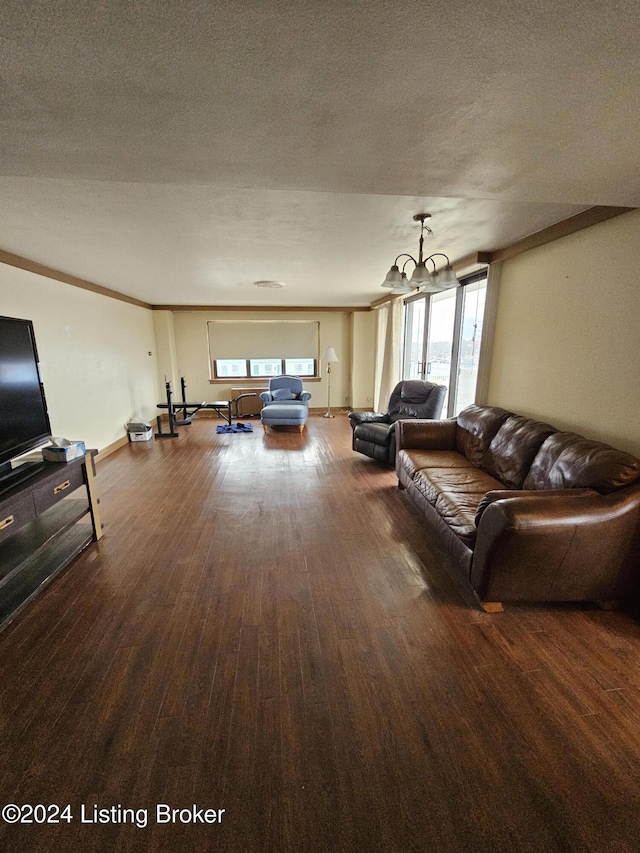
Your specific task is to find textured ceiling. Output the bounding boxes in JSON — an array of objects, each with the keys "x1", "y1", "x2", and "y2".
[{"x1": 1, "y1": 0, "x2": 639, "y2": 307}]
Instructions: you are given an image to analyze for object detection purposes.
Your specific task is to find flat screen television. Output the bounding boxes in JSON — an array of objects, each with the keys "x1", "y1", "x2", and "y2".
[{"x1": 0, "y1": 316, "x2": 52, "y2": 488}]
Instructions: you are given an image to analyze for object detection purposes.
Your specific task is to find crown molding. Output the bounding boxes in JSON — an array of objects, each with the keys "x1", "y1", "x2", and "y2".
[
  {"x1": 151, "y1": 304, "x2": 369, "y2": 312},
  {"x1": 0, "y1": 249, "x2": 151, "y2": 308},
  {"x1": 487, "y1": 206, "x2": 635, "y2": 264}
]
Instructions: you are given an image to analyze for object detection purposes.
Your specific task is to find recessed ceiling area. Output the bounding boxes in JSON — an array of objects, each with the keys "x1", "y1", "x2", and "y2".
[{"x1": 1, "y1": 0, "x2": 638, "y2": 307}]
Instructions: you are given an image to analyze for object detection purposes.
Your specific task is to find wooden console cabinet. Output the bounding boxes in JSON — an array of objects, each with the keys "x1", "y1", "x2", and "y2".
[{"x1": 0, "y1": 453, "x2": 102, "y2": 631}]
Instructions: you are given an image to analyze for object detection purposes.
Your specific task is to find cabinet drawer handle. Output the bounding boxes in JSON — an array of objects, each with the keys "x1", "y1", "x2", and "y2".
[
  {"x1": 53, "y1": 480, "x2": 71, "y2": 495},
  {"x1": 0, "y1": 515, "x2": 14, "y2": 530}
]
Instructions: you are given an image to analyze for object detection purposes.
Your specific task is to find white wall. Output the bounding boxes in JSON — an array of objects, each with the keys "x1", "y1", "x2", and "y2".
[
  {"x1": 486, "y1": 209, "x2": 640, "y2": 456},
  {"x1": 0, "y1": 264, "x2": 159, "y2": 452}
]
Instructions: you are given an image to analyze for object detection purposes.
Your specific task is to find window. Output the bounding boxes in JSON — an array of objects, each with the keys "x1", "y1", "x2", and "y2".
[
  {"x1": 208, "y1": 321, "x2": 320, "y2": 380},
  {"x1": 402, "y1": 271, "x2": 488, "y2": 416},
  {"x1": 250, "y1": 358, "x2": 283, "y2": 377},
  {"x1": 285, "y1": 358, "x2": 315, "y2": 376},
  {"x1": 213, "y1": 356, "x2": 318, "y2": 379},
  {"x1": 214, "y1": 359, "x2": 248, "y2": 378}
]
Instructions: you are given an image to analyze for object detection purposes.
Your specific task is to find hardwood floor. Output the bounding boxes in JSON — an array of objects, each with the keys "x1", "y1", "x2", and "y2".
[{"x1": 1, "y1": 414, "x2": 640, "y2": 852}]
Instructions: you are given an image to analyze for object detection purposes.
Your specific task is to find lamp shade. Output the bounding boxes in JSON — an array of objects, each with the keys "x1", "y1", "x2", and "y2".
[
  {"x1": 438, "y1": 265, "x2": 458, "y2": 289},
  {"x1": 420, "y1": 274, "x2": 443, "y2": 293},
  {"x1": 323, "y1": 347, "x2": 339, "y2": 363},
  {"x1": 391, "y1": 274, "x2": 412, "y2": 294},
  {"x1": 381, "y1": 265, "x2": 402, "y2": 288},
  {"x1": 409, "y1": 262, "x2": 432, "y2": 286}
]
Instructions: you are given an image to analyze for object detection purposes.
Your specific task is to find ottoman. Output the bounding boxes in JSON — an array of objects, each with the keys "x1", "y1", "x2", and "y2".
[{"x1": 261, "y1": 402, "x2": 308, "y2": 432}]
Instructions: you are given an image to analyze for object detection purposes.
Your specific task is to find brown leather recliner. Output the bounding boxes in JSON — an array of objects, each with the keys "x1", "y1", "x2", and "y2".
[{"x1": 349, "y1": 380, "x2": 446, "y2": 465}]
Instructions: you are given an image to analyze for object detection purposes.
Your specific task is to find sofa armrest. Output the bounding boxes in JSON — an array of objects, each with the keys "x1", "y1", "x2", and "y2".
[
  {"x1": 471, "y1": 487, "x2": 640, "y2": 602},
  {"x1": 395, "y1": 418, "x2": 457, "y2": 451},
  {"x1": 474, "y1": 488, "x2": 596, "y2": 526},
  {"x1": 260, "y1": 392, "x2": 272, "y2": 403},
  {"x1": 299, "y1": 391, "x2": 312, "y2": 403},
  {"x1": 349, "y1": 411, "x2": 389, "y2": 423}
]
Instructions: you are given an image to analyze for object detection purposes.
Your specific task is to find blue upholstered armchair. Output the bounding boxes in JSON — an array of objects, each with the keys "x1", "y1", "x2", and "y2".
[{"x1": 260, "y1": 375, "x2": 312, "y2": 406}]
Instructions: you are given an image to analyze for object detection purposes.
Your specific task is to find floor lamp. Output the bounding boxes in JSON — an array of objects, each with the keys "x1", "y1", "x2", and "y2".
[{"x1": 322, "y1": 347, "x2": 339, "y2": 418}]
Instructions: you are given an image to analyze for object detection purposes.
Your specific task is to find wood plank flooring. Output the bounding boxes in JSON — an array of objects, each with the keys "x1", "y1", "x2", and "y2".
[{"x1": 1, "y1": 414, "x2": 640, "y2": 852}]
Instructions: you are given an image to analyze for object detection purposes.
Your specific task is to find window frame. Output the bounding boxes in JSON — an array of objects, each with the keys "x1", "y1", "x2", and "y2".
[
  {"x1": 212, "y1": 358, "x2": 249, "y2": 379},
  {"x1": 212, "y1": 357, "x2": 318, "y2": 380}
]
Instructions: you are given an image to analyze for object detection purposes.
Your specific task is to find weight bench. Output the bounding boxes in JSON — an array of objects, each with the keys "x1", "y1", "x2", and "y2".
[{"x1": 156, "y1": 378, "x2": 233, "y2": 438}]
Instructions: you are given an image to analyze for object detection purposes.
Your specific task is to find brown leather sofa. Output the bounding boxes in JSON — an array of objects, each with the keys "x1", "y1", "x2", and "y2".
[{"x1": 396, "y1": 405, "x2": 640, "y2": 611}]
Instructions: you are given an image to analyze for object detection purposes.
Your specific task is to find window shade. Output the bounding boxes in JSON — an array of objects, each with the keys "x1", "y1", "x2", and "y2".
[{"x1": 207, "y1": 321, "x2": 319, "y2": 360}]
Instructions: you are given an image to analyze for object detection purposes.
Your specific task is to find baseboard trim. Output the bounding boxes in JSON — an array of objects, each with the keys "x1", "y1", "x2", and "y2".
[{"x1": 95, "y1": 435, "x2": 129, "y2": 462}]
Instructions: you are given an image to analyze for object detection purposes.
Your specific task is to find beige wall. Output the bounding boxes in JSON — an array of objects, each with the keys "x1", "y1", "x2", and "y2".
[
  {"x1": 152, "y1": 309, "x2": 180, "y2": 392},
  {"x1": 0, "y1": 264, "x2": 159, "y2": 452},
  {"x1": 351, "y1": 310, "x2": 376, "y2": 409},
  {"x1": 165, "y1": 309, "x2": 375, "y2": 411},
  {"x1": 486, "y1": 209, "x2": 640, "y2": 456}
]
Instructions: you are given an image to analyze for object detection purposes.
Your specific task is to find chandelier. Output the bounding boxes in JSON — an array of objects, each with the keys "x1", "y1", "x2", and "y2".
[{"x1": 381, "y1": 213, "x2": 458, "y2": 295}]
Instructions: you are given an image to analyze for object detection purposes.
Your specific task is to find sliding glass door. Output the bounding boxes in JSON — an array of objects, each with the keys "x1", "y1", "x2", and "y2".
[
  {"x1": 455, "y1": 277, "x2": 487, "y2": 412},
  {"x1": 403, "y1": 298, "x2": 427, "y2": 380},
  {"x1": 426, "y1": 289, "x2": 457, "y2": 414},
  {"x1": 402, "y1": 271, "x2": 488, "y2": 416}
]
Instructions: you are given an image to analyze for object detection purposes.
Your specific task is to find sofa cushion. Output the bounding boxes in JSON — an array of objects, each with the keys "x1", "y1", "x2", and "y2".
[
  {"x1": 523, "y1": 432, "x2": 640, "y2": 493},
  {"x1": 413, "y1": 466, "x2": 503, "y2": 547},
  {"x1": 398, "y1": 449, "x2": 476, "y2": 482},
  {"x1": 455, "y1": 405, "x2": 512, "y2": 467},
  {"x1": 481, "y1": 415, "x2": 557, "y2": 489}
]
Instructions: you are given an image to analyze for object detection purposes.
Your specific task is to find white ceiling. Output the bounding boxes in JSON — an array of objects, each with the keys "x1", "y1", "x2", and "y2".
[{"x1": 1, "y1": 0, "x2": 639, "y2": 307}]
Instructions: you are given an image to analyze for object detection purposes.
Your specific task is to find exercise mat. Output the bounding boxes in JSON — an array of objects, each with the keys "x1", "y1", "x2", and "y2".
[{"x1": 216, "y1": 423, "x2": 253, "y2": 433}]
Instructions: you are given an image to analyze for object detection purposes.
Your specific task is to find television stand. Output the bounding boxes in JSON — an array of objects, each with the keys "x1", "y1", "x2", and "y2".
[
  {"x1": 0, "y1": 453, "x2": 102, "y2": 632},
  {"x1": 0, "y1": 459, "x2": 48, "y2": 498}
]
